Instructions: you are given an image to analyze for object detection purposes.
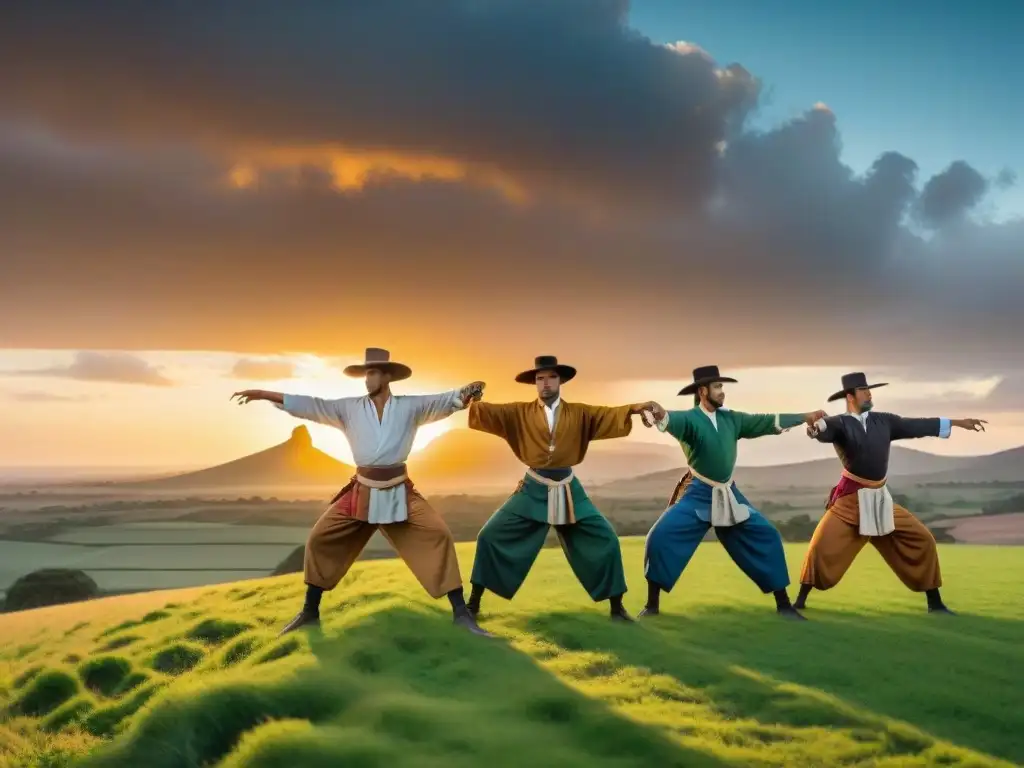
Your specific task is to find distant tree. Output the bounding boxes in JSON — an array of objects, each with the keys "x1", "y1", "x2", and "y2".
[
  {"x1": 774, "y1": 514, "x2": 819, "y2": 542},
  {"x1": 981, "y1": 493, "x2": 1024, "y2": 516},
  {"x1": 892, "y1": 493, "x2": 931, "y2": 518},
  {"x1": 3, "y1": 569, "x2": 100, "y2": 613}
]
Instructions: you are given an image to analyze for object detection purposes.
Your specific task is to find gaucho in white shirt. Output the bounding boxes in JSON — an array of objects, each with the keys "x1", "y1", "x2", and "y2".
[{"x1": 232, "y1": 347, "x2": 492, "y2": 637}]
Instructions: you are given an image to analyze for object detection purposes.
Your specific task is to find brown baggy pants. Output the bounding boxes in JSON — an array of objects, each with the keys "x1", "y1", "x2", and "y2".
[
  {"x1": 304, "y1": 486, "x2": 462, "y2": 599},
  {"x1": 799, "y1": 492, "x2": 942, "y2": 592}
]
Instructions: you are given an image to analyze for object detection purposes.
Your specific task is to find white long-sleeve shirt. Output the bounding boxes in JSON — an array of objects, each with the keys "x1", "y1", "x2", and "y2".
[{"x1": 276, "y1": 389, "x2": 465, "y2": 523}]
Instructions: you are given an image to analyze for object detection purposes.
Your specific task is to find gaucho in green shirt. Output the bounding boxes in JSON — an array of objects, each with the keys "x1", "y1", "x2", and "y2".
[{"x1": 642, "y1": 366, "x2": 825, "y2": 620}]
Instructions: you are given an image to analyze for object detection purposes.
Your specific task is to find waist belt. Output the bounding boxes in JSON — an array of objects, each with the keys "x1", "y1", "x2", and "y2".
[
  {"x1": 689, "y1": 468, "x2": 750, "y2": 527},
  {"x1": 840, "y1": 469, "x2": 894, "y2": 537},
  {"x1": 356, "y1": 463, "x2": 408, "y2": 489},
  {"x1": 329, "y1": 464, "x2": 408, "y2": 505},
  {"x1": 525, "y1": 468, "x2": 576, "y2": 526}
]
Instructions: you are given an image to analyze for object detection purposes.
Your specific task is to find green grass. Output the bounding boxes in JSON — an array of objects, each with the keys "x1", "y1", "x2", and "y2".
[{"x1": 0, "y1": 540, "x2": 1021, "y2": 767}]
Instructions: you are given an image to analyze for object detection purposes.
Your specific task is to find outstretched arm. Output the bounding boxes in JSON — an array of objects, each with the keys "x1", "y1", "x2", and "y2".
[
  {"x1": 467, "y1": 400, "x2": 519, "y2": 439},
  {"x1": 652, "y1": 409, "x2": 697, "y2": 444},
  {"x1": 409, "y1": 381, "x2": 486, "y2": 425},
  {"x1": 580, "y1": 401, "x2": 659, "y2": 441},
  {"x1": 231, "y1": 389, "x2": 348, "y2": 430},
  {"x1": 886, "y1": 414, "x2": 987, "y2": 440},
  {"x1": 733, "y1": 410, "x2": 827, "y2": 439}
]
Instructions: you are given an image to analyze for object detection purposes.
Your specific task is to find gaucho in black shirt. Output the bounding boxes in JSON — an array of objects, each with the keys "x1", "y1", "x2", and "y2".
[
  {"x1": 814, "y1": 411, "x2": 945, "y2": 482},
  {"x1": 793, "y1": 373, "x2": 986, "y2": 615}
]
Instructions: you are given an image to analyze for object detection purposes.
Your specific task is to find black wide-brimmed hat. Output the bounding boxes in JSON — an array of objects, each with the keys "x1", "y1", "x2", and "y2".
[
  {"x1": 515, "y1": 355, "x2": 577, "y2": 385},
  {"x1": 827, "y1": 372, "x2": 888, "y2": 403},
  {"x1": 342, "y1": 347, "x2": 412, "y2": 381},
  {"x1": 677, "y1": 365, "x2": 738, "y2": 396}
]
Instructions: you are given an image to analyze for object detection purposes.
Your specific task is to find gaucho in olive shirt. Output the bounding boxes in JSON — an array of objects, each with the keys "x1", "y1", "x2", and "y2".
[{"x1": 465, "y1": 355, "x2": 662, "y2": 622}]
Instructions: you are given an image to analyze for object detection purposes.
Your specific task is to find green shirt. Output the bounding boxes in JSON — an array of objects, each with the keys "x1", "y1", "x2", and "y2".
[{"x1": 660, "y1": 407, "x2": 806, "y2": 484}]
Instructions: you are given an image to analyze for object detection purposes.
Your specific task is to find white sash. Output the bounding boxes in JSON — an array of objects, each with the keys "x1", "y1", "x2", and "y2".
[
  {"x1": 524, "y1": 468, "x2": 575, "y2": 526},
  {"x1": 855, "y1": 485, "x2": 896, "y2": 537},
  {"x1": 689, "y1": 468, "x2": 751, "y2": 527}
]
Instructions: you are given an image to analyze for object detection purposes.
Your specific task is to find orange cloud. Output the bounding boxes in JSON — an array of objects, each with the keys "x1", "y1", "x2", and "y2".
[{"x1": 223, "y1": 144, "x2": 528, "y2": 204}]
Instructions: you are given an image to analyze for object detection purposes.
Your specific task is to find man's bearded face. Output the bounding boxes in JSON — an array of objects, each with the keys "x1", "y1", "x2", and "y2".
[{"x1": 535, "y1": 370, "x2": 561, "y2": 401}]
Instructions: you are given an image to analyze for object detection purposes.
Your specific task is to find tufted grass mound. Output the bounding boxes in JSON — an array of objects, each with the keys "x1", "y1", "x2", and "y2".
[
  {"x1": 185, "y1": 618, "x2": 252, "y2": 646},
  {"x1": 77, "y1": 657, "x2": 132, "y2": 698},
  {"x1": 7, "y1": 669, "x2": 80, "y2": 719},
  {"x1": 148, "y1": 644, "x2": 205, "y2": 676},
  {"x1": 0, "y1": 540, "x2": 1021, "y2": 768}
]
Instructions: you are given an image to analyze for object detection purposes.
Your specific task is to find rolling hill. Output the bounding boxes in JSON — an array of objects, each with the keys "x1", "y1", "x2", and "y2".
[
  {"x1": 97, "y1": 426, "x2": 683, "y2": 494},
  {"x1": 81, "y1": 424, "x2": 1024, "y2": 497},
  {"x1": 594, "y1": 444, "x2": 1017, "y2": 497},
  {"x1": 0, "y1": 541, "x2": 1021, "y2": 767},
  {"x1": 908, "y1": 444, "x2": 1024, "y2": 484}
]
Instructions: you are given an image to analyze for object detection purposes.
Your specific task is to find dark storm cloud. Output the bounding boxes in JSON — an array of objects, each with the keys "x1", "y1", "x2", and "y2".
[
  {"x1": 917, "y1": 161, "x2": 989, "y2": 227},
  {"x1": 977, "y1": 375, "x2": 1024, "y2": 411},
  {"x1": 4, "y1": 352, "x2": 175, "y2": 387},
  {"x1": 0, "y1": 0, "x2": 756, "y2": 210},
  {"x1": 995, "y1": 168, "x2": 1017, "y2": 190},
  {"x1": 0, "y1": 0, "x2": 1019, "y2": 381},
  {"x1": 884, "y1": 371, "x2": 1024, "y2": 417}
]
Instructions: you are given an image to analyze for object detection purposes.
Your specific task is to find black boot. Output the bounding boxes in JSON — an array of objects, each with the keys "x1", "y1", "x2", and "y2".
[
  {"x1": 467, "y1": 583, "x2": 485, "y2": 617},
  {"x1": 794, "y1": 584, "x2": 813, "y2": 610},
  {"x1": 278, "y1": 585, "x2": 324, "y2": 636},
  {"x1": 638, "y1": 580, "x2": 661, "y2": 618},
  {"x1": 926, "y1": 588, "x2": 955, "y2": 615},
  {"x1": 775, "y1": 589, "x2": 807, "y2": 621},
  {"x1": 450, "y1": 587, "x2": 494, "y2": 637},
  {"x1": 609, "y1": 594, "x2": 633, "y2": 622}
]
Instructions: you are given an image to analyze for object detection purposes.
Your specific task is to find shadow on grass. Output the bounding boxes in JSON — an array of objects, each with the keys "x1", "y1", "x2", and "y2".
[
  {"x1": 518, "y1": 605, "x2": 1023, "y2": 766},
  {"x1": 78, "y1": 605, "x2": 734, "y2": 768}
]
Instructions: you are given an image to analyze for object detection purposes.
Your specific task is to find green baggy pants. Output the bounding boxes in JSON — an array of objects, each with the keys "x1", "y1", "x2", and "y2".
[{"x1": 470, "y1": 473, "x2": 627, "y2": 601}]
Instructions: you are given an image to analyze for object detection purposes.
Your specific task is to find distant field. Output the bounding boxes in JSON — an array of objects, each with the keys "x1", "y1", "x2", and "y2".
[
  {"x1": 47, "y1": 523, "x2": 311, "y2": 545},
  {"x1": 2, "y1": 481, "x2": 1021, "y2": 601},
  {"x1": 0, "y1": 525, "x2": 396, "y2": 597},
  {"x1": 0, "y1": 540, "x2": 1021, "y2": 767},
  {"x1": 941, "y1": 512, "x2": 1024, "y2": 545}
]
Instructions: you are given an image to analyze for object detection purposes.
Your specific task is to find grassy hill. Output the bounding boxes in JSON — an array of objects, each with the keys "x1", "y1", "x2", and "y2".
[
  {"x1": 86, "y1": 426, "x2": 683, "y2": 496},
  {"x1": 0, "y1": 540, "x2": 1021, "y2": 767}
]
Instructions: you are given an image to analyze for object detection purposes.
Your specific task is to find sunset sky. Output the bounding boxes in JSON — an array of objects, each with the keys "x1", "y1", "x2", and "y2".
[{"x1": 1, "y1": 1, "x2": 1021, "y2": 471}]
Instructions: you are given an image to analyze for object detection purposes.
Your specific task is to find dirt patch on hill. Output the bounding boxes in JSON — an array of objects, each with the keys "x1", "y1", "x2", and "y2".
[{"x1": 949, "y1": 513, "x2": 1024, "y2": 544}]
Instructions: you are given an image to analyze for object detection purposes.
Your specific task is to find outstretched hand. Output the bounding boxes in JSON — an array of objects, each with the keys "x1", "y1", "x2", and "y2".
[
  {"x1": 804, "y1": 410, "x2": 828, "y2": 425},
  {"x1": 954, "y1": 417, "x2": 987, "y2": 432},
  {"x1": 635, "y1": 401, "x2": 667, "y2": 428},
  {"x1": 803, "y1": 410, "x2": 829, "y2": 437},
  {"x1": 231, "y1": 390, "x2": 264, "y2": 405},
  {"x1": 460, "y1": 381, "x2": 486, "y2": 405}
]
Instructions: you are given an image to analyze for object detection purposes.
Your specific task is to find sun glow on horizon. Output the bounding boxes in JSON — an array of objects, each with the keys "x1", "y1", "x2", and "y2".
[{"x1": 2, "y1": 350, "x2": 1021, "y2": 470}]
